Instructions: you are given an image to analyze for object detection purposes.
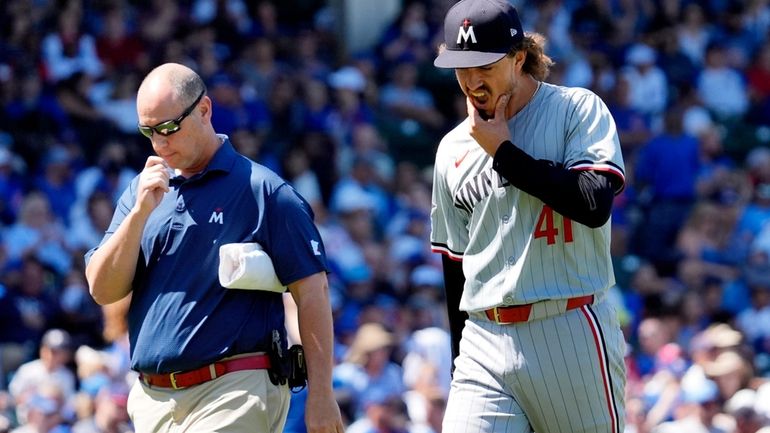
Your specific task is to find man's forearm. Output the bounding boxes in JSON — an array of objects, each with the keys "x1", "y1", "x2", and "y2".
[
  {"x1": 288, "y1": 272, "x2": 343, "y2": 432},
  {"x1": 297, "y1": 302, "x2": 335, "y2": 394},
  {"x1": 290, "y1": 274, "x2": 335, "y2": 395},
  {"x1": 86, "y1": 209, "x2": 148, "y2": 305}
]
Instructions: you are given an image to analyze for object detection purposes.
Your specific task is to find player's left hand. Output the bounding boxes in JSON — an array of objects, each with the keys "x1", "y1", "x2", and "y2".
[
  {"x1": 305, "y1": 390, "x2": 344, "y2": 433},
  {"x1": 467, "y1": 94, "x2": 511, "y2": 157}
]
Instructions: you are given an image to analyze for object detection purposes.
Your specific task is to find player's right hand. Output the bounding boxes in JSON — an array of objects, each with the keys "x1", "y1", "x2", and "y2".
[
  {"x1": 134, "y1": 156, "x2": 171, "y2": 216},
  {"x1": 467, "y1": 93, "x2": 511, "y2": 157}
]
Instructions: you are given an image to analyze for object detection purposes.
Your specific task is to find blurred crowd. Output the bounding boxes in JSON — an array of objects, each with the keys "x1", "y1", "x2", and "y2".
[{"x1": 0, "y1": 0, "x2": 769, "y2": 432}]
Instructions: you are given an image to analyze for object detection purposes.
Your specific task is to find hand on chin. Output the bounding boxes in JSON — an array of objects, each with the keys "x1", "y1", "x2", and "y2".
[
  {"x1": 477, "y1": 108, "x2": 494, "y2": 121},
  {"x1": 469, "y1": 99, "x2": 493, "y2": 120}
]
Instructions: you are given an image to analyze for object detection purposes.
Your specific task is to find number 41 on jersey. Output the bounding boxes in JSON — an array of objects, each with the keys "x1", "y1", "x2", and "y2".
[{"x1": 534, "y1": 205, "x2": 573, "y2": 245}]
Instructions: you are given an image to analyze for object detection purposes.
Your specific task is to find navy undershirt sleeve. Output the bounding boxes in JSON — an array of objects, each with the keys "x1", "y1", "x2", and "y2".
[
  {"x1": 492, "y1": 140, "x2": 617, "y2": 228},
  {"x1": 441, "y1": 255, "x2": 467, "y2": 370}
]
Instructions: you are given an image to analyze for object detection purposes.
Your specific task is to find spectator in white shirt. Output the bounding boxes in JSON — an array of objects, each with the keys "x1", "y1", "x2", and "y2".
[
  {"x1": 622, "y1": 43, "x2": 669, "y2": 131},
  {"x1": 8, "y1": 329, "x2": 76, "y2": 424},
  {"x1": 697, "y1": 42, "x2": 749, "y2": 121}
]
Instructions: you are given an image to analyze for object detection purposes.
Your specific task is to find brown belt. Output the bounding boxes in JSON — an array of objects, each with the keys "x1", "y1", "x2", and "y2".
[
  {"x1": 484, "y1": 295, "x2": 594, "y2": 324},
  {"x1": 139, "y1": 353, "x2": 271, "y2": 389}
]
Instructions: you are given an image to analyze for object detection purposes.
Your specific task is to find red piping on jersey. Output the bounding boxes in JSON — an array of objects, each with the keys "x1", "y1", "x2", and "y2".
[
  {"x1": 571, "y1": 164, "x2": 625, "y2": 181},
  {"x1": 430, "y1": 246, "x2": 463, "y2": 261},
  {"x1": 570, "y1": 165, "x2": 626, "y2": 194},
  {"x1": 579, "y1": 306, "x2": 619, "y2": 433}
]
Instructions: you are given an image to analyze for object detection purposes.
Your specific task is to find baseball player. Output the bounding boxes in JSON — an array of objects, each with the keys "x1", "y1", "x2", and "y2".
[{"x1": 430, "y1": 1, "x2": 627, "y2": 432}]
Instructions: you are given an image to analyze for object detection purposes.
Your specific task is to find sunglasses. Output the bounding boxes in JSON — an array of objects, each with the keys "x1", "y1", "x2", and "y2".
[{"x1": 137, "y1": 90, "x2": 205, "y2": 138}]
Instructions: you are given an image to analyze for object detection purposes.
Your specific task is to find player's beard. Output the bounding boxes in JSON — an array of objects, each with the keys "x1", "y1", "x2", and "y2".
[
  {"x1": 478, "y1": 73, "x2": 521, "y2": 120},
  {"x1": 469, "y1": 87, "x2": 494, "y2": 120},
  {"x1": 471, "y1": 82, "x2": 517, "y2": 120}
]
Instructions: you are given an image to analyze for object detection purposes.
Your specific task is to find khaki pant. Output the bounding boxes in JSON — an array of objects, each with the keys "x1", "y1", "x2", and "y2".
[{"x1": 128, "y1": 369, "x2": 289, "y2": 433}]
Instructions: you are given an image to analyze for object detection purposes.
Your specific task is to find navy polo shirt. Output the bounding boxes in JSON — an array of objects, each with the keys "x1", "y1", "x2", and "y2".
[{"x1": 86, "y1": 137, "x2": 328, "y2": 374}]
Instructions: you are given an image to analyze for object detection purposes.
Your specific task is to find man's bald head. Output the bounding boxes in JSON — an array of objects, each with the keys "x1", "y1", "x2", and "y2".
[
  {"x1": 138, "y1": 63, "x2": 206, "y2": 109},
  {"x1": 135, "y1": 63, "x2": 219, "y2": 176}
]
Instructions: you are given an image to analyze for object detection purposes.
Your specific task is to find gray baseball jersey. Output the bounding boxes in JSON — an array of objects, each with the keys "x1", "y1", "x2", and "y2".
[
  {"x1": 433, "y1": 81, "x2": 627, "y2": 433},
  {"x1": 430, "y1": 81, "x2": 625, "y2": 312}
]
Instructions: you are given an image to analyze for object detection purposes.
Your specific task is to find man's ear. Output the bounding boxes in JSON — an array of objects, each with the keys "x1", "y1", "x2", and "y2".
[
  {"x1": 515, "y1": 50, "x2": 527, "y2": 70},
  {"x1": 199, "y1": 96, "x2": 212, "y2": 122}
]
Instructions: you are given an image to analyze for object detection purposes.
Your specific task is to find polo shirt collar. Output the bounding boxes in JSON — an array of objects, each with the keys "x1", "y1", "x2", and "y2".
[
  {"x1": 205, "y1": 134, "x2": 237, "y2": 174},
  {"x1": 169, "y1": 134, "x2": 236, "y2": 187}
]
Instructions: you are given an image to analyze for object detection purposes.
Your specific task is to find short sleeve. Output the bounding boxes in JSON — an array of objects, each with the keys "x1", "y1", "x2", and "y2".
[
  {"x1": 84, "y1": 177, "x2": 137, "y2": 265},
  {"x1": 261, "y1": 184, "x2": 328, "y2": 285},
  {"x1": 563, "y1": 91, "x2": 626, "y2": 193},
  {"x1": 430, "y1": 162, "x2": 469, "y2": 261}
]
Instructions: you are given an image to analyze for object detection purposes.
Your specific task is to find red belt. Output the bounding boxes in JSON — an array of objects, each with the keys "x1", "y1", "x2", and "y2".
[
  {"x1": 139, "y1": 354, "x2": 271, "y2": 389},
  {"x1": 484, "y1": 295, "x2": 594, "y2": 324}
]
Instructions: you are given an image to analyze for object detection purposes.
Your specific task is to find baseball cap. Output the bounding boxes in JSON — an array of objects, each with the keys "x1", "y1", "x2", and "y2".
[
  {"x1": 756, "y1": 382, "x2": 770, "y2": 418},
  {"x1": 344, "y1": 323, "x2": 395, "y2": 364},
  {"x1": 703, "y1": 350, "x2": 748, "y2": 377},
  {"x1": 328, "y1": 66, "x2": 366, "y2": 92},
  {"x1": 41, "y1": 329, "x2": 73, "y2": 351},
  {"x1": 26, "y1": 394, "x2": 59, "y2": 415},
  {"x1": 626, "y1": 43, "x2": 656, "y2": 66},
  {"x1": 704, "y1": 323, "x2": 743, "y2": 349},
  {"x1": 724, "y1": 388, "x2": 757, "y2": 415},
  {"x1": 434, "y1": 0, "x2": 524, "y2": 69},
  {"x1": 410, "y1": 264, "x2": 443, "y2": 288},
  {"x1": 680, "y1": 377, "x2": 719, "y2": 404},
  {"x1": 756, "y1": 183, "x2": 770, "y2": 200},
  {"x1": 0, "y1": 147, "x2": 12, "y2": 166},
  {"x1": 97, "y1": 384, "x2": 130, "y2": 407}
]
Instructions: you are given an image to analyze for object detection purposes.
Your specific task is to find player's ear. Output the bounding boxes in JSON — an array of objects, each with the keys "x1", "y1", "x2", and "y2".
[{"x1": 514, "y1": 50, "x2": 526, "y2": 70}]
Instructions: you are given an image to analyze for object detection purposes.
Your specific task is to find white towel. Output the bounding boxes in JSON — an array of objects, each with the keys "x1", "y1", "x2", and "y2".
[{"x1": 218, "y1": 243, "x2": 285, "y2": 292}]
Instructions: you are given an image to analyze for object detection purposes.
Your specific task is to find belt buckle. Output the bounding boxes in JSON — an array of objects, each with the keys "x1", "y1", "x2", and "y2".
[
  {"x1": 169, "y1": 371, "x2": 183, "y2": 389},
  {"x1": 493, "y1": 307, "x2": 511, "y2": 325}
]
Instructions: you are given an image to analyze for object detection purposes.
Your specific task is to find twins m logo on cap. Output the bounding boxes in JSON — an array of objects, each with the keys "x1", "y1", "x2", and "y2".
[
  {"x1": 435, "y1": 0, "x2": 525, "y2": 69},
  {"x1": 457, "y1": 18, "x2": 477, "y2": 44},
  {"x1": 456, "y1": 19, "x2": 516, "y2": 47}
]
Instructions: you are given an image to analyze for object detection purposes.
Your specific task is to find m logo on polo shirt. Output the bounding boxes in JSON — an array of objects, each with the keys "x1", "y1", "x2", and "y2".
[
  {"x1": 209, "y1": 208, "x2": 224, "y2": 224},
  {"x1": 457, "y1": 18, "x2": 477, "y2": 44}
]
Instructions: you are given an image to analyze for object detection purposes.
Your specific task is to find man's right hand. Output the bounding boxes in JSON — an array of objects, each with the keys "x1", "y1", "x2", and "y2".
[
  {"x1": 87, "y1": 156, "x2": 169, "y2": 305},
  {"x1": 136, "y1": 156, "x2": 171, "y2": 215}
]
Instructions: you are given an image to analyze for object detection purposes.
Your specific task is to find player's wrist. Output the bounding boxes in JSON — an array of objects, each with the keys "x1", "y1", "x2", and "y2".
[
  {"x1": 491, "y1": 138, "x2": 508, "y2": 156},
  {"x1": 492, "y1": 140, "x2": 514, "y2": 160}
]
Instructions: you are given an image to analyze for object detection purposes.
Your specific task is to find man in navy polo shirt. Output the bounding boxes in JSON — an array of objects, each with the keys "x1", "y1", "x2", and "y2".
[{"x1": 85, "y1": 63, "x2": 343, "y2": 433}]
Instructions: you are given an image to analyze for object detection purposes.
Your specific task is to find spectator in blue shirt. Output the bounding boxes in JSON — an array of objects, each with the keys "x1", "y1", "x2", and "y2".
[
  {"x1": 632, "y1": 106, "x2": 701, "y2": 267},
  {"x1": 84, "y1": 63, "x2": 343, "y2": 433}
]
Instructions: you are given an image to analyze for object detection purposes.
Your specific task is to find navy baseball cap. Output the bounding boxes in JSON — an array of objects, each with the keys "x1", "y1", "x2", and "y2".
[{"x1": 434, "y1": 0, "x2": 524, "y2": 69}]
